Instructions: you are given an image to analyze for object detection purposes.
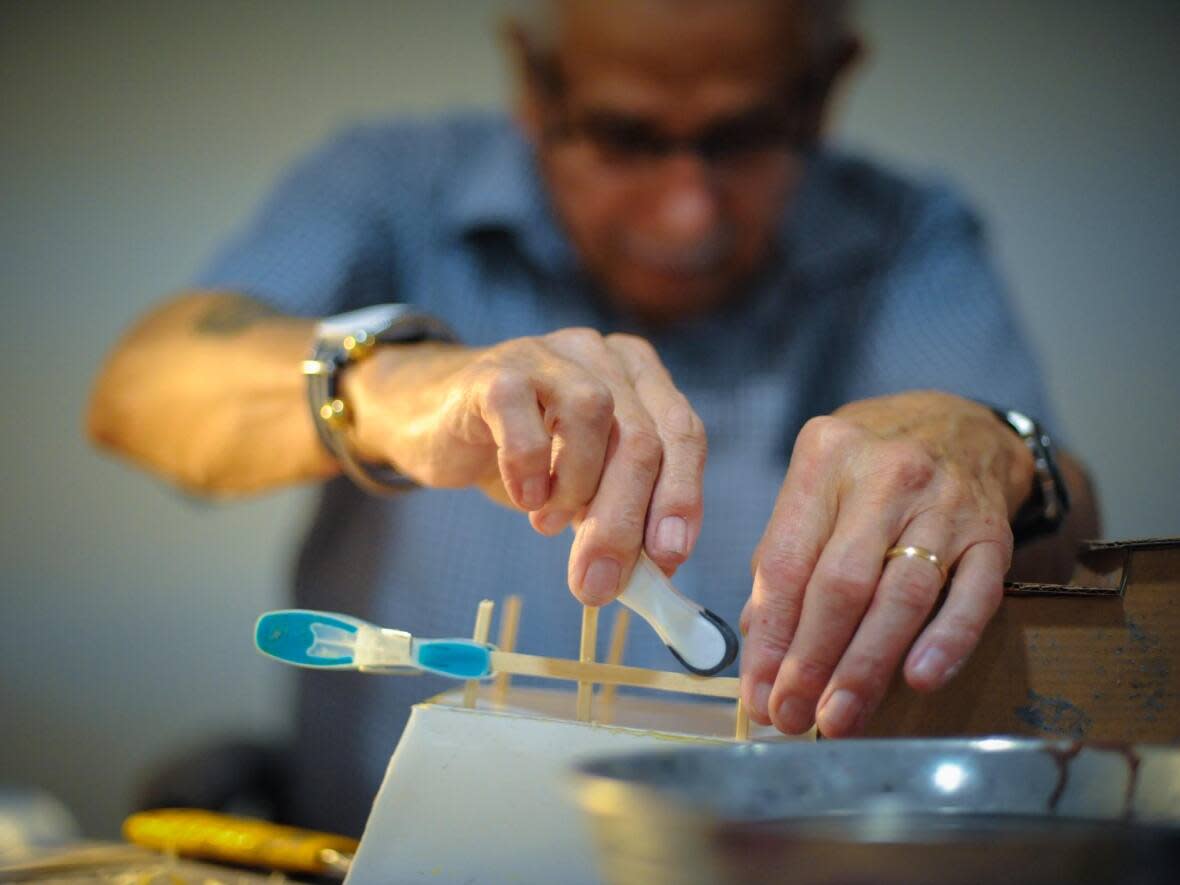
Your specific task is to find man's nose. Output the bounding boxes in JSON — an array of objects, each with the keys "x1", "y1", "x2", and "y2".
[{"x1": 651, "y1": 152, "x2": 722, "y2": 243}]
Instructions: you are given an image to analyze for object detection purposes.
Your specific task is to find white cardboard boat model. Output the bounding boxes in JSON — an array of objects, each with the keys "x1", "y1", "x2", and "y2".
[{"x1": 256, "y1": 587, "x2": 811, "y2": 884}]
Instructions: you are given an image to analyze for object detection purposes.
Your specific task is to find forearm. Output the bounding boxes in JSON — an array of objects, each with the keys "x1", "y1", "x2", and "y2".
[
  {"x1": 1008, "y1": 451, "x2": 1100, "y2": 584},
  {"x1": 87, "y1": 291, "x2": 337, "y2": 495}
]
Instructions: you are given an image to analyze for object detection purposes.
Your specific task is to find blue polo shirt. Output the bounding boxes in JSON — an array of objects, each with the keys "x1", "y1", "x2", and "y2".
[{"x1": 199, "y1": 112, "x2": 1056, "y2": 834}]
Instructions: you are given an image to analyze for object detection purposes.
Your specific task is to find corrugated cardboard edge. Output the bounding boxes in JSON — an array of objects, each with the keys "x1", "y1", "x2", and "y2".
[
  {"x1": 1082, "y1": 537, "x2": 1180, "y2": 552},
  {"x1": 1004, "y1": 536, "x2": 1180, "y2": 597}
]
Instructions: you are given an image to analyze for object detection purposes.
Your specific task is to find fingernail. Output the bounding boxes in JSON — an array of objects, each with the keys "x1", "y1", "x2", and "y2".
[
  {"x1": 537, "y1": 510, "x2": 568, "y2": 535},
  {"x1": 581, "y1": 557, "x2": 621, "y2": 604},
  {"x1": 818, "y1": 689, "x2": 862, "y2": 735},
  {"x1": 911, "y1": 646, "x2": 950, "y2": 685},
  {"x1": 654, "y1": 516, "x2": 688, "y2": 557},
  {"x1": 752, "y1": 682, "x2": 772, "y2": 718},
  {"x1": 521, "y1": 476, "x2": 547, "y2": 510},
  {"x1": 776, "y1": 695, "x2": 814, "y2": 734}
]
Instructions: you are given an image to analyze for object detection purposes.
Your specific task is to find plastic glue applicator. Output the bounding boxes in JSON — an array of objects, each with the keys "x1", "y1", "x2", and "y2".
[{"x1": 615, "y1": 550, "x2": 738, "y2": 676}]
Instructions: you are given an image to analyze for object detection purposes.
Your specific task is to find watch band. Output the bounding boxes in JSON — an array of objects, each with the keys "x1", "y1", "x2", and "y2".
[
  {"x1": 990, "y1": 406, "x2": 1071, "y2": 544},
  {"x1": 302, "y1": 305, "x2": 458, "y2": 496}
]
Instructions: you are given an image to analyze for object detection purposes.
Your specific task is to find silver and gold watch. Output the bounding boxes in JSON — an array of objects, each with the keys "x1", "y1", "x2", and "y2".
[{"x1": 302, "y1": 304, "x2": 458, "y2": 495}]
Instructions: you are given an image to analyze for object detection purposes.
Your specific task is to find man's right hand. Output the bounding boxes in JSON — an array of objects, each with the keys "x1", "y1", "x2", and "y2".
[{"x1": 342, "y1": 327, "x2": 707, "y2": 605}]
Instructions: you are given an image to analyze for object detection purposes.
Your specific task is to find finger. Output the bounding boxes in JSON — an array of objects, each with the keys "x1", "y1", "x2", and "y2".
[
  {"x1": 814, "y1": 517, "x2": 953, "y2": 737},
  {"x1": 478, "y1": 369, "x2": 555, "y2": 512},
  {"x1": 766, "y1": 483, "x2": 915, "y2": 735},
  {"x1": 568, "y1": 395, "x2": 664, "y2": 606},
  {"x1": 607, "y1": 335, "x2": 707, "y2": 572},
  {"x1": 739, "y1": 423, "x2": 842, "y2": 726},
  {"x1": 527, "y1": 373, "x2": 615, "y2": 535},
  {"x1": 904, "y1": 539, "x2": 1009, "y2": 692}
]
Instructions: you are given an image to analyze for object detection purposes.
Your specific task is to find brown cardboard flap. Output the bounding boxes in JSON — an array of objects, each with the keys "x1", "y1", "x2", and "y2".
[{"x1": 871, "y1": 539, "x2": 1180, "y2": 743}]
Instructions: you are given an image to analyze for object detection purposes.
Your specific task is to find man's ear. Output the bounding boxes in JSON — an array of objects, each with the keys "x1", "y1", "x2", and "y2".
[
  {"x1": 800, "y1": 34, "x2": 865, "y2": 142},
  {"x1": 501, "y1": 19, "x2": 549, "y2": 146}
]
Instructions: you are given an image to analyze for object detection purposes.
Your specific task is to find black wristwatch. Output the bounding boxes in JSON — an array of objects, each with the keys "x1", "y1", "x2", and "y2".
[{"x1": 990, "y1": 406, "x2": 1071, "y2": 544}]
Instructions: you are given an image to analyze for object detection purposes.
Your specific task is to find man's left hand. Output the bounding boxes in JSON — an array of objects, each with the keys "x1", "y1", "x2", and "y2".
[{"x1": 739, "y1": 391, "x2": 1035, "y2": 736}]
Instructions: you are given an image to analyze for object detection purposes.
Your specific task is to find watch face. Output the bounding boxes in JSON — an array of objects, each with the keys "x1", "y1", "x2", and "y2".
[
  {"x1": 1004, "y1": 409, "x2": 1037, "y2": 438},
  {"x1": 317, "y1": 304, "x2": 408, "y2": 341}
]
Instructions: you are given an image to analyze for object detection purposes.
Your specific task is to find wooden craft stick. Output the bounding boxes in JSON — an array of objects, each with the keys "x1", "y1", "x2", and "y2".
[
  {"x1": 491, "y1": 594, "x2": 523, "y2": 707},
  {"x1": 491, "y1": 650, "x2": 740, "y2": 700},
  {"x1": 463, "y1": 599, "x2": 495, "y2": 708},
  {"x1": 596, "y1": 608, "x2": 631, "y2": 723},
  {"x1": 576, "y1": 605, "x2": 600, "y2": 722},
  {"x1": 734, "y1": 697, "x2": 750, "y2": 741}
]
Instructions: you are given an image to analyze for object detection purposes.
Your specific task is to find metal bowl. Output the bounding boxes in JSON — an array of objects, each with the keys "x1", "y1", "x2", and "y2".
[{"x1": 571, "y1": 739, "x2": 1180, "y2": 885}]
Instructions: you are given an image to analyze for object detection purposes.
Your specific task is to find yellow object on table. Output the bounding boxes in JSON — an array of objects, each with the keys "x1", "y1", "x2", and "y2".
[{"x1": 123, "y1": 808, "x2": 358, "y2": 876}]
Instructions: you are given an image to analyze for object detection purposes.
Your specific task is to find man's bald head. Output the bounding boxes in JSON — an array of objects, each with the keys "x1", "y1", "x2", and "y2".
[{"x1": 513, "y1": 0, "x2": 854, "y2": 70}]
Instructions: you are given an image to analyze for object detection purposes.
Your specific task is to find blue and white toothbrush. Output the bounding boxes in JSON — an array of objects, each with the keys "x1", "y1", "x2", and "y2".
[
  {"x1": 256, "y1": 553, "x2": 739, "y2": 682},
  {"x1": 254, "y1": 605, "x2": 740, "y2": 699}
]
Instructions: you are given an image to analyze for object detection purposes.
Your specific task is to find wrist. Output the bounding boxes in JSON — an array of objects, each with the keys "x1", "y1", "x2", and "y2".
[
  {"x1": 992, "y1": 410, "x2": 1037, "y2": 520},
  {"x1": 985, "y1": 404, "x2": 1071, "y2": 543},
  {"x1": 336, "y1": 354, "x2": 387, "y2": 466},
  {"x1": 339, "y1": 340, "x2": 473, "y2": 468}
]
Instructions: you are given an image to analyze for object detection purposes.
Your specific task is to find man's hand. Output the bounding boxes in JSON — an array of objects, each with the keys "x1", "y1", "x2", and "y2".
[
  {"x1": 343, "y1": 328, "x2": 707, "y2": 604},
  {"x1": 739, "y1": 391, "x2": 1035, "y2": 737}
]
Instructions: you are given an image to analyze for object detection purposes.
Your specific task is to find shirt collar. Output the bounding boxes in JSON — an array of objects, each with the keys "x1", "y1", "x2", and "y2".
[
  {"x1": 778, "y1": 148, "x2": 890, "y2": 289},
  {"x1": 442, "y1": 122, "x2": 578, "y2": 279}
]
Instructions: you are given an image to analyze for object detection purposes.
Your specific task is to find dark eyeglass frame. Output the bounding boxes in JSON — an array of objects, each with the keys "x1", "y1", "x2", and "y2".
[{"x1": 543, "y1": 109, "x2": 810, "y2": 169}]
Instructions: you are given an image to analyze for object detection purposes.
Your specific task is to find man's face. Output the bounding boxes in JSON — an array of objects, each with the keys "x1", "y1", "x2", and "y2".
[{"x1": 516, "y1": 0, "x2": 832, "y2": 324}]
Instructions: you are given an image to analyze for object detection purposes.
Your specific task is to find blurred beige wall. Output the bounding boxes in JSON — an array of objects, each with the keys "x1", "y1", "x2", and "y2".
[{"x1": 2, "y1": 0, "x2": 1177, "y2": 837}]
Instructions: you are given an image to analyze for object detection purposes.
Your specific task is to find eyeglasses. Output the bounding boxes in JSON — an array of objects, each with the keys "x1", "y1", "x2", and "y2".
[
  {"x1": 545, "y1": 108, "x2": 807, "y2": 174},
  {"x1": 525, "y1": 45, "x2": 820, "y2": 177}
]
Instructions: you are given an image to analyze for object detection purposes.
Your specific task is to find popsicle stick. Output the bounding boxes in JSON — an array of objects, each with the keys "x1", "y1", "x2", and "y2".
[
  {"x1": 734, "y1": 697, "x2": 750, "y2": 741},
  {"x1": 491, "y1": 594, "x2": 523, "y2": 707},
  {"x1": 596, "y1": 607, "x2": 631, "y2": 724},
  {"x1": 576, "y1": 605, "x2": 600, "y2": 722},
  {"x1": 491, "y1": 651, "x2": 739, "y2": 699},
  {"x1": 463, "y1": 599, "x2": 495, "y2": 708}
]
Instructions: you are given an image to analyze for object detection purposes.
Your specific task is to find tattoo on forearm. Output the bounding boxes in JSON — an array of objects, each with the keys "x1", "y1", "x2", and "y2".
[{"x1": 195, "y1": 298, "x2": 282, "y2": 335}]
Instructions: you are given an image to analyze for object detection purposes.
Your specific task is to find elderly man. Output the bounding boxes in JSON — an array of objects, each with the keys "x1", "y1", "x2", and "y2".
[{"x1": 89, "y1": 0, "x2": 1097, "y2": 835}]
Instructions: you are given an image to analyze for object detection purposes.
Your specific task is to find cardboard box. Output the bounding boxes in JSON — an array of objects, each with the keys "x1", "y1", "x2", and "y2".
[{"x1": 869, "y1": 539, "x2": 1180, "y2": 741}]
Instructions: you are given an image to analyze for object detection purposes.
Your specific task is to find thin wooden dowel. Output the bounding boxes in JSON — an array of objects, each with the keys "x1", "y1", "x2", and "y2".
[
  {"x1": 491, "y1": 594, "x2": 523, "y2": 707},
  {"x1": 576, "y1": 605, "x2": 600, "y2": 722},
  {"x1": 596, "y1": 608, "x2": 631, "y2": 723},
  {"x1": 734, "y1": 698, "x2": 750, "y2": 741},
  {"x1": 463, "y1": 599, "x2": 495, "y2": 709},
  {"x1": 491, "y1": 651, "x2": 740, "y2": 700}
]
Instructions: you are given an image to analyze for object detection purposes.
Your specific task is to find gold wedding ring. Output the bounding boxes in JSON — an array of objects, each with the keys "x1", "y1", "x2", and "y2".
[{"x1": 884, "y1": 544, "x2": 948, "y2": 586}]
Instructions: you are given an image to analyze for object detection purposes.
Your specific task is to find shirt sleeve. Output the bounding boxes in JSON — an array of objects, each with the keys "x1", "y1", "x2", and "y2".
[
  {"x1": 194, "y1": 126, "x2": 406, "y2": 318},
  {"x1": 839, "y1": 185, "x2": 1064, "y2": 438}
]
